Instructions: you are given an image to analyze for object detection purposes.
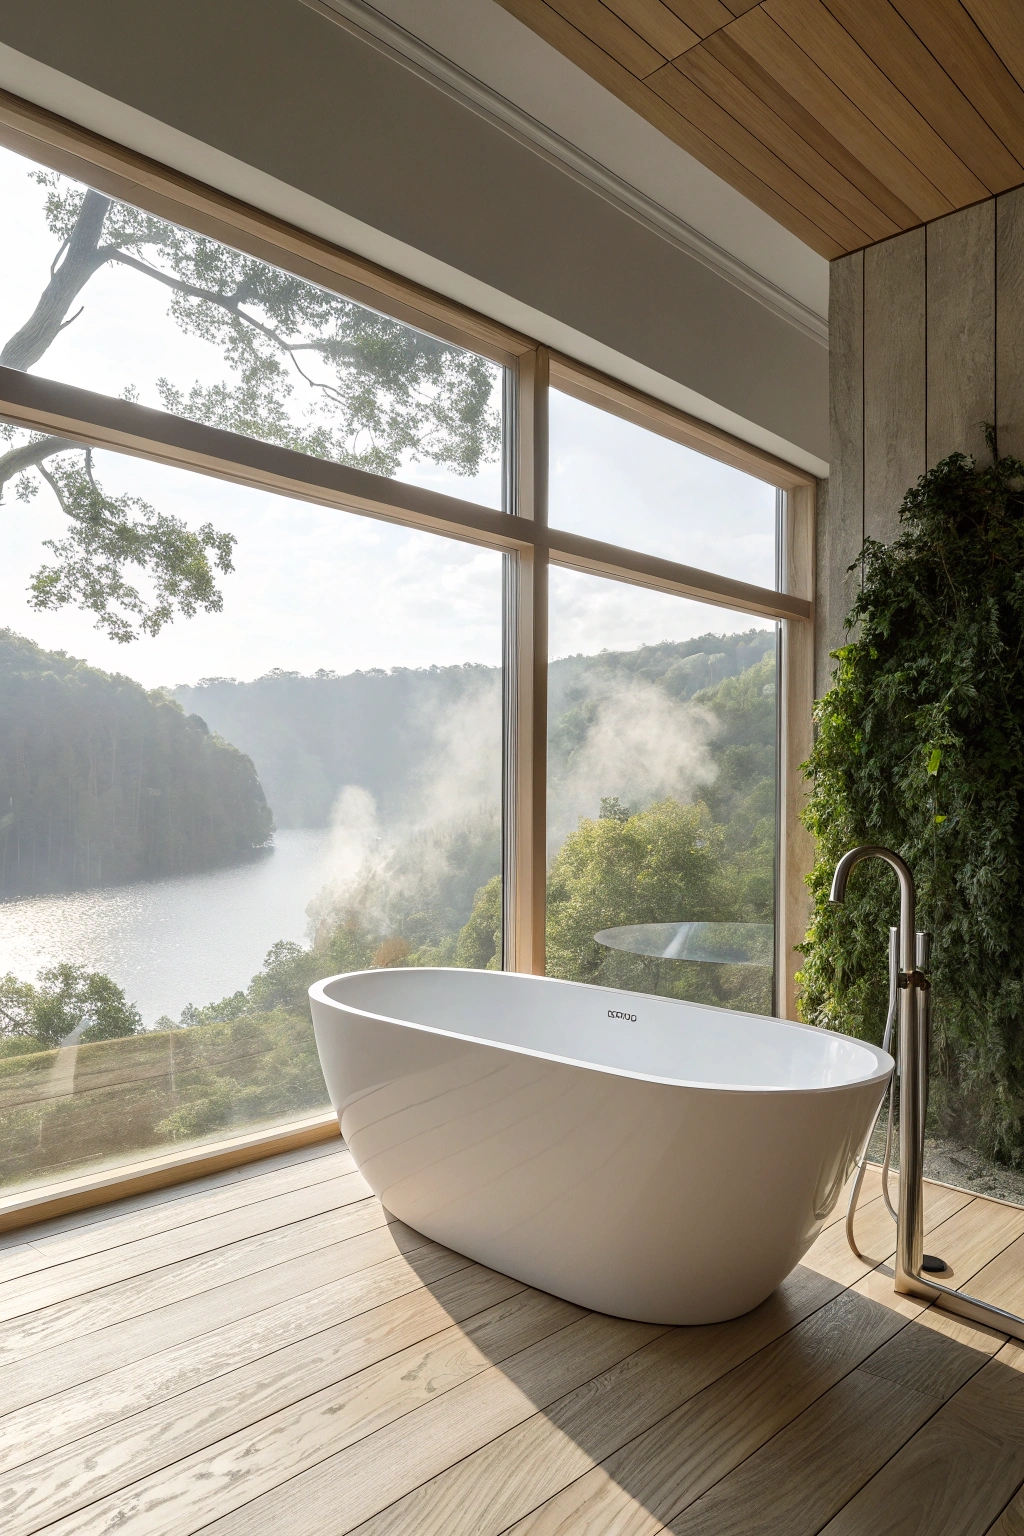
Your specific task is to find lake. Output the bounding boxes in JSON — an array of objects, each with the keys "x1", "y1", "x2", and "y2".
[{"x1": 0, "y1": 829, "x2": 331, "y2": 1026}]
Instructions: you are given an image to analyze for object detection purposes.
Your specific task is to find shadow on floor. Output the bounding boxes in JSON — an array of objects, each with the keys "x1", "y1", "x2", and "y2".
[{"x1": 392, "y1": 1231, "x2": 1023, "y2": 1536}]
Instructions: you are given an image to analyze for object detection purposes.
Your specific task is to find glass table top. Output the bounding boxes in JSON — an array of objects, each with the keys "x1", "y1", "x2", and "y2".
[{"x1": 593, "y1": 921, "x2": 773, "y2": 966}]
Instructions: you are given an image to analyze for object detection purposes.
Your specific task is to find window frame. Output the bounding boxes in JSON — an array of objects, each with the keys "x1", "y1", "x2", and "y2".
[{"x1": 0, "y1": 90, "x2": 816, "y2": 1216}]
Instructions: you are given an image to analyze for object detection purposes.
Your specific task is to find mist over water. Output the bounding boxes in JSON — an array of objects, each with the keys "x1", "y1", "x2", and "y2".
[
  {"x1": 310, "y1": 676, "x2": 503, "y2": 942},
  {"x1": 0, "y1": 630, "x2": 774, "y2": 1025}
]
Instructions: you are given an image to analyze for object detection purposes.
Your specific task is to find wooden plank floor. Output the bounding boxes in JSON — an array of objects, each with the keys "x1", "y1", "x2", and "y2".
[{"x1": 3, "y1": 1142, "x2": 1024, "y2": 1534}]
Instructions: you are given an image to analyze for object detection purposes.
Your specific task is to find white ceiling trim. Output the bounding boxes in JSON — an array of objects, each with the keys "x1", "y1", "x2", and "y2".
[{"x1": 300, "y1": 0, "x2": 829, "y2": 348}]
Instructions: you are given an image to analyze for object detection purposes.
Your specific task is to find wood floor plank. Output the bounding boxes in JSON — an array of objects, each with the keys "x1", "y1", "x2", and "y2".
[
  {"x1": 2, "y1": 1283, "x2": 576, "y2": 1535},
  {"x1": 0, "y1": 1169, "x2": 372, "y2": 1327},
  {"x1": 0, "y1": 1209, "x2": 450, "y2": 1404},
  {"x1": 0, "y1": 1185, "x2": 387, "y2": 1365},
  {"x1": 354, "y1": 1265, "x2": 928, "y2": 1536},
  {"x1": 56, "y1": 1313, "x2": 664, "y2": 1536},
  {"x1": 0, "y1": 1223, "x2": 487, "y2": 1476},
  {"x1": 636, "y1": 1310, "x2": 1003, "y2": 1536},
  {"x1": 272, "y1": 1268, "x2": 845, "y2": 1536},
  {"x1": 0, "y1": 1144, "x2": 354, "y2": 1283},
  {"x1": 961, "y1": 1229, "x2": 1024, "y2": 1314},
  {"x1": 494, "y1": 1200, "x2": 982, "y2": 1536},
  {"x1": 819, "y1": 1339, "x2": 1024, "y2": 1535},
  {"x1": 800, "y1": 1176, "x2": 972, "y2": 1291},
  {"x1": 925, "y1": 1194, "x2": 1024, "y2": 1286},
  {"x1": 0, "y1": 1139, "x2": 347, "y2": 1258},
  {"x1": 0, "y1": 1149, "x2": 862, "y2": 1312},
  {"x1": 6, "y1": 1144, "x2": 1024, "y2": 1536}
]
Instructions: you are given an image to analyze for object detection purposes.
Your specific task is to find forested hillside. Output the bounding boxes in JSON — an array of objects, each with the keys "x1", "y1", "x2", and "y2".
[
  {"x1": 0, "y1": 631, "x2": 272, "y2": 896},
  {"x1": 175, "y1": 630, "x2": 775, "y2": 828},
  {"x1": 175, "y1": 662, "x2": 498, "y2": 828}
]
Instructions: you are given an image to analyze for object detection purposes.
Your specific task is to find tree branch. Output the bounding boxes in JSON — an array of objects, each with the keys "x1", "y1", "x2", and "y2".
[
  {"x1": 0, "y1": 191, "x2": 112, "y2": 371},
  {"x1": 106, "y1": 250, "x2": 366, "y2": 404},
  {"x1": 36, "y1": 459, "x2": 74, "y2": 518},
  {"x1": 0, "y1": 435, "x2": 80, "y2": 498}
]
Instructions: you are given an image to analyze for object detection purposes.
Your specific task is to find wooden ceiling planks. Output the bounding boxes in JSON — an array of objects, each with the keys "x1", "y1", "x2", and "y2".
[{"x1": 493, "y1": 0, "x2": 1024, "y2": 256}]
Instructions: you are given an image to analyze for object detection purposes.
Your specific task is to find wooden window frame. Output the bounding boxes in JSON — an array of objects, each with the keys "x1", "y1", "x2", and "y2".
[{"x1": 0, "y1": 92, "x2": 815, "y2": 1226}]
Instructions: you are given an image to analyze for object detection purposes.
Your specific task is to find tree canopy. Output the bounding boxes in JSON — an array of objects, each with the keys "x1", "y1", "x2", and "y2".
[
  {"x1": 1, "y1": 161, "x2": 500, "y2": 641},
  {"x1": 0, "y1": 962, "x2": 142, "y2": 1049}
]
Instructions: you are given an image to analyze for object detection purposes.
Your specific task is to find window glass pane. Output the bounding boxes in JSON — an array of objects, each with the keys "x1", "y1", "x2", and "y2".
[
  {"x1": 0, "y1": 143, "x2": 505, "y2": 507},
  {"x1": 549, "y1": 388, "x2": 777, "y2": 587},
  {"x1": 0, "y1": 449, "x2": 502, "y2": 1195},
  {"x1": 547, "y1": 567, "x2": 777, "y2": 1014}
]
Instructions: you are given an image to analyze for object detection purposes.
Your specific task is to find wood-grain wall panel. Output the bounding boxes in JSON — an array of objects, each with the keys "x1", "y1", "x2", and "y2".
[
  {"x1": 963, "y1": 0, "x2": 1024, "y2": 96},
  {"x1": 543, "y1": 0, "x2": 667, "y2": 76},
  {"x1": 495, "y1": 0, "x2": 846, "y2": 257},
  {"x1": 662, "y1": 0, "x2": 732, "y2": 35},
  {"x1": 700, "y1": 31, "x2": 915, "y2": 231},
  {"x1": 863, "y1": 227, "x2": 926, "y2": 545},
  {"x1": 996, "y1": 186, "x2": 1024, "y2": 460},
  {"x1": 647, "y1": 63, "x2": 871, "y2": 247},
  {"x1": 926, "y1": 200, "x2": 996, "y2": 467},
  {"x1": 818, "y1": 251, "x2": 863, "y2": 693},
  {"x1": 600, "y1": 0, "x2": 698, "y2": 60},
  {"x1": 764, "y1": 0, "x2": 989, "y2": 208}
]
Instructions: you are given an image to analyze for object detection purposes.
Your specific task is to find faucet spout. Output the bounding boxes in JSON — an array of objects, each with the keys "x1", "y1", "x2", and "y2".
[{"x1": 828, "y1": 845, "x2": 916, "y2": 975}]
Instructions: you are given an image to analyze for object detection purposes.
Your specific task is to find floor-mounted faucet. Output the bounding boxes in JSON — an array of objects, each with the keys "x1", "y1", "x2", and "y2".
[{"x1": 830, "y1": 846, "x2": 1024, "y2": 1341}]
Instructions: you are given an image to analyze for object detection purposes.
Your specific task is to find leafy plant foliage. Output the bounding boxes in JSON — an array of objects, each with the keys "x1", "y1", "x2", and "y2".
[
  {"x1": 546, "y1": 651, "x2": 777, "y2": 1013},
  {"x1": 799, "y1": 439, "x2": 1024, "y2": 1161},
  {"x1": 0, "y1": 963, "x2": 141, "y2": 1049}
]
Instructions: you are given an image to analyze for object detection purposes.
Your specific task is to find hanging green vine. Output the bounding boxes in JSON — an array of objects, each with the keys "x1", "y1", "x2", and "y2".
[{"x1": 799, "y1": 432, "x2": 1024, "y2": 1163}]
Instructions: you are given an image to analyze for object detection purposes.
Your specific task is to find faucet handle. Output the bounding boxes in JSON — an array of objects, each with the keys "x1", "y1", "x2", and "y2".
[{"x1": 915, "y1": 930, "x2": 931, "y2": 974}]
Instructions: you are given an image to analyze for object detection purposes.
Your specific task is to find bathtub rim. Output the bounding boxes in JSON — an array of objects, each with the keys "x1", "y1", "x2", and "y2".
[{"x1": 309, "y1": 967, "x2": 894, "y2": 1097}]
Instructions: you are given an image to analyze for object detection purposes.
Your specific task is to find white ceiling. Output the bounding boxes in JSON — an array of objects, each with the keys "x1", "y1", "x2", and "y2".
[{"x1": 332, "y1": 0, "x2": 829, "y2": 325}]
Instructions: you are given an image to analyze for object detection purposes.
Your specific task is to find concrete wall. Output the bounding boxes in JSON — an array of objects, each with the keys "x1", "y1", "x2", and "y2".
[
  {"x1": 817, "y1": 188, "x2": 1024, "y2": 694},
  {"x1": 0, "y1": 0, "x2": 827, "y2": 468}
]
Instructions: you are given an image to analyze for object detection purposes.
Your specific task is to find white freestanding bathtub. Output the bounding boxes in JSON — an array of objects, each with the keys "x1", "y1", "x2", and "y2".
[{"x1": 309, "y1": 968, "x2": 892, "y2": 1325}]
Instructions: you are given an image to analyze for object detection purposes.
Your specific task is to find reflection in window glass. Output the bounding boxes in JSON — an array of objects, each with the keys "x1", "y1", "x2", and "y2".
[
  {"x1": 546, "y1": 568, "x2": 777, "y2": 1014},
  {"x1": 549, "y1": 388, "x2": 778, "y2": 588},
  {"x1": 0, "y1": 142, "x2": 505, "y2": 507},
  {"x1": 0, "y1": 451, "x2": 503, "y2": 1195}
]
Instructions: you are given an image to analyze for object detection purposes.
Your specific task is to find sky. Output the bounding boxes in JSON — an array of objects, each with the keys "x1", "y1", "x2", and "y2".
[{"x1": 0, "y1": 143, "x2": 775, "y2": 690}]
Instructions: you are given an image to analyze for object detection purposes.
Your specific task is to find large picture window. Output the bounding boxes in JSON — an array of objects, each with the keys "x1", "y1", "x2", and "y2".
[
  {"x1": 546, "y1": 572, "x2": 777, "y2": 1015},
  {"x1": 548, "y1": 385, "x2": 778, "y2": 586},
  {"x1": 0, "y1": 111, "x2": 813, "y2": 1207},
  {"x1": 0, "y1": 454, "x2": 503, "y2": 1192}
]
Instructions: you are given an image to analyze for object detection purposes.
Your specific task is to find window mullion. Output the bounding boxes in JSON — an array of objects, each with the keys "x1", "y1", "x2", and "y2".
[
  {"x1": 776, "y1": 482, "x2": 816, "y2": 1019},
  {"x1": 503, "y1": 347, "x2": 548, "y2": 975}
]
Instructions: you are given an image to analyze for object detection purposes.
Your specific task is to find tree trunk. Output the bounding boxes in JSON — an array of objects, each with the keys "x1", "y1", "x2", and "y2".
[{"x1": 1, "y1": 190, "x2": 112, "y2": 371}]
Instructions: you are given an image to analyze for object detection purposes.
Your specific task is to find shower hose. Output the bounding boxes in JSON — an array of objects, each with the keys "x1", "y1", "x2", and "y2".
[{"x1": 845, "y1": 926, "x2": 899, "y2": 1261}]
